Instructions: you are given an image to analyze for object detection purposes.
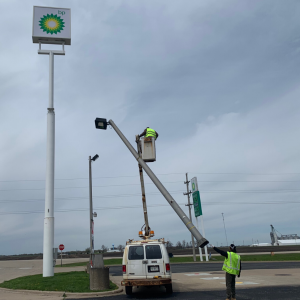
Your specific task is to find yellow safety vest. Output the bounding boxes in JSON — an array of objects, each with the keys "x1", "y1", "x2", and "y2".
[
  {"x1": 222, "y1": 252, "x2": 241, "y2": 275},
  {"x1": 145, "y1": 128, "x2": 156, "y2": 138}
]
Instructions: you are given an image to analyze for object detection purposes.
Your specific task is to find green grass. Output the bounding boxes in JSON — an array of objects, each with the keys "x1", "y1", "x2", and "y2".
[
  {"x1": 179, "y1": 253, "x2": 300, "y2": 262},
  {"x1": 239, "y1": 253, "x2": 300, "y2": 261},
  {"x1": 177, "y1": 253, "x2": 300, "y2": 262},
  {"x1": 56, "y1": 258, "x2": 122, "y2": 268},
  {"x1": 56, "y1": 253, "x2": 300, "y2": 268},
  {"x1": 0, "y1": 271, "x2": 118, "y2": 293}
]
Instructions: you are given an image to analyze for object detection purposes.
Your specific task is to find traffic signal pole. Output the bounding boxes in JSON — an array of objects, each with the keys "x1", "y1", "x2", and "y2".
[{"x1": 108, "y1": 119, "x2": 209, "y2": 248}]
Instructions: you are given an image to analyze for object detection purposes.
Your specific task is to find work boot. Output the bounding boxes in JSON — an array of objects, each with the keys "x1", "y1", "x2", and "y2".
[{"x1": 232, "y1": 298, "x2": 236, "y2": 300}]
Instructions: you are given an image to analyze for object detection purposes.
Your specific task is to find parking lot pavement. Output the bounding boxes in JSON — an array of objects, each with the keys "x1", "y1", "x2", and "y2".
[
  {"x1": 0, "y1": 259, "x2": 299, "y2": 300},
  {"x1": 0, "y1": 258, "x2": 88, "y2": 283},
  {"x1": 111, "y1": 267, "x2": 300, "y2": 293},
  {"x1": 67, "y1": 286, "x2": 300, "y2": 300}
]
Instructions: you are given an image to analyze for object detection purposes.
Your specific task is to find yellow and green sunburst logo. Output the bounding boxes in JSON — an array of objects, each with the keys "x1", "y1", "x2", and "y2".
[{"x1": 39, "y1": 14, "x2": 65, "y2": 35}]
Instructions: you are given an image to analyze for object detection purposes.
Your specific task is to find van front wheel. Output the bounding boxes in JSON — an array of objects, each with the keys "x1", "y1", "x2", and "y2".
[
  {"x1": 165, "y1": 283, "x2": 173, "y2": 294},
  {"x1": 125, "y1": 286, "x2": 133, "y2": 295}
]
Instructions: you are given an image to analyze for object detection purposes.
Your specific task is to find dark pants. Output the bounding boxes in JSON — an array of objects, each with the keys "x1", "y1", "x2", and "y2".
[{"x1": 226, "y1": 272, "x2": 236, "y2": 299}]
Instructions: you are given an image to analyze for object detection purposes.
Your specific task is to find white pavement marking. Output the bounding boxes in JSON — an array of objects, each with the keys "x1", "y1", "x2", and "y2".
[
  {"x1": 200, "y1": 277, "x2": 225, "y2": 280},
  {"x1": 185, "y1": 273, "x2": 210, "y2": 276},
  {"x1": 221, "y1": 281, "x2": 259, "y2": 285}
]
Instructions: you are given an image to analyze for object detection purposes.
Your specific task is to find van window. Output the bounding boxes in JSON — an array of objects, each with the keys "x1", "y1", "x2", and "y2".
[
  {"x1": 146, "y1": 245, "x2": 162, "y2": 259},
  {"x1": 128, "y1": 246, "x2": 144, "y2": 260}
]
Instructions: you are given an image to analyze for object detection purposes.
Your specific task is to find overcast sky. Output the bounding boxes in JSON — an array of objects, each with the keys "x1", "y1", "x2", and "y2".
[{"x1": 1, "y1": 0, "x2": 300, "y2": 256}]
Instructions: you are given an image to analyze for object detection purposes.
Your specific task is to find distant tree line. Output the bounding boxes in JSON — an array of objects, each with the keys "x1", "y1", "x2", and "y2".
[
  {"x1": 84, "y1": 240, "x2": 197, "y2": 254},
  {"x1": 166, "y1": 240, "x2": 196, "y2": 249},
  {"x1": 85, "y1": 244, "x2": 125, "y2": 254}
]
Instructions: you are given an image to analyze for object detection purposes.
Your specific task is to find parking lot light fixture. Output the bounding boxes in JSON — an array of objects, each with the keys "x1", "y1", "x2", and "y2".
[
  {"x1": 92, "y1": 154, "x2": 99, "y2": 161},
  {"x1": 95, "y1": 118, "x2": 108, "y2": 130}
]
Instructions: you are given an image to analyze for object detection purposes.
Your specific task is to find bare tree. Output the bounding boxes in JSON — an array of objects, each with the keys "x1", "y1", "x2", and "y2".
[
  {"x1": 166, "y1": 241, "x2": 173, "y2": 249},
  {"x1": 176, "y1": 241, "x2": 182, "y2": 249},
  {"x1": 117, "y1": 244, "x2": 124, "y2": 251},
  {"x1": 101, "y1": 245, "x2": 108, "y2": 252},
  {"x1": 182, "y1": 240, "x2": 186, "y2": 248}
]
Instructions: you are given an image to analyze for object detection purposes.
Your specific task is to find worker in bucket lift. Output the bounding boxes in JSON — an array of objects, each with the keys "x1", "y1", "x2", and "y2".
[
  {"x1": 210, "y1": 243, "x2": 241, "y2": 300},
  {"x1": 139, "y1": 127, "x2": 159, "y2": 140}
]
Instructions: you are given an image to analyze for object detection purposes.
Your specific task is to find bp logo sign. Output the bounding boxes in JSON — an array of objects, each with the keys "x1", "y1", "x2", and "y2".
[
  {"x1": 39, "y1": 14, "x2": 65, "y2": 35},
  {"x1": 32, "y1": 6, "x2": 71, "y2": 45},
  {"x1": 192, "y1": 182, "x2": 195, "y2": 191}
]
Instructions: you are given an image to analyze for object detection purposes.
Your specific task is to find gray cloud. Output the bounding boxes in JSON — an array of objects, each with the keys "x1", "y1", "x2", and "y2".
[{"x1": 1, "y1": 0, "x2": 300, "y2": 255}]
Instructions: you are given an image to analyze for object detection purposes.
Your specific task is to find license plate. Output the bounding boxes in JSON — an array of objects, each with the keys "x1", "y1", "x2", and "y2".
[{"x1": 148, "y1": 265, "x2": 159, "y2": 272}]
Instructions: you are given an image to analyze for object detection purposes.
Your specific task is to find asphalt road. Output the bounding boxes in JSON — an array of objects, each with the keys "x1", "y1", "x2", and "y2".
[
  {"x1": 109, "y1": 261, "x2": 300, "y2": 276},
  {"x1": 68, "y1": 285, "x2": 300, "y2": 300}
]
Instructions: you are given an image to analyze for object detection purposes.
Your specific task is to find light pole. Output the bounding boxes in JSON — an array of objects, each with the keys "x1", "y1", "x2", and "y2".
[
  {"x1": 95, "y1": 118, "x2": 209, "y2": 248},
  {"x1": 222, "y1": 213, "x2": 228, "y2": 247},
  {"x1": 89, "y1": 154, "x2": 99, "y2": 267}
]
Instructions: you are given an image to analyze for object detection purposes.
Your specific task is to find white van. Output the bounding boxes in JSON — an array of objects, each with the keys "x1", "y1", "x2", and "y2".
[{"x1": 121, "y1": 238, "x2": 172, "y2": 295}]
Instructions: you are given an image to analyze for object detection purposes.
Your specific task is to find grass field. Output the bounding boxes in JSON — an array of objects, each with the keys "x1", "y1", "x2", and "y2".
[
  {"x1": 56, "y1": 253, "x2": 300, "y2": 267},
  {"x1": 0, "y1": 271, "x2": 118, "y2": 293}
]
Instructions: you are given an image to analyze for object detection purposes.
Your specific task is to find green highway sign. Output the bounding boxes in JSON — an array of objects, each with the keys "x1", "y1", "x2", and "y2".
[{"x1": 192, "y1": 191, "x2": 202, "y2": 217}]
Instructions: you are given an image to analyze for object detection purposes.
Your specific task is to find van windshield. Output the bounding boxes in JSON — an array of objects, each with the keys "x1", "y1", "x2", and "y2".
[
  {"x1": 128, "y1": 246, "x2": 144, "y2": 260},
  {"x1": 146, "y1": 245, "x2": 162, "y2": 259}
]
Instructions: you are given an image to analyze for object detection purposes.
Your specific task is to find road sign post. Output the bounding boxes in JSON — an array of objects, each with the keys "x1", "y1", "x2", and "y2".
[{"x1": 59, "y1": 244, "x2": 64, "y2": 267}]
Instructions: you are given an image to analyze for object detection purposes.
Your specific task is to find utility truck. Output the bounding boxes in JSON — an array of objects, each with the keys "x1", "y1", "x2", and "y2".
[{"x1": 121, "y1": 232, "x2": 172, "y2": 295}]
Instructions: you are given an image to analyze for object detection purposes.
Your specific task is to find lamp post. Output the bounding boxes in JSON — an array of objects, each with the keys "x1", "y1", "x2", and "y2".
[
  {"x1": 94, "y1": 118, "x2": 209, "y2": 248},
  {"x1": 89, "y1": 154, "x2": 99, "y2": 267}
]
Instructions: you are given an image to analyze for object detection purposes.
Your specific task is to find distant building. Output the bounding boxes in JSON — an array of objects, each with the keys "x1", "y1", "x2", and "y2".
[
  {"x1": 107, "y1": 245, "x2": 121, "y2": 253},
  {"x1": 270, "y1": 225, "x2": 300, "y2": 246},
  {"x1": 250, "y1": 243, "x2": 272, "y2": 247},
  {"x1": 107, "y1": 248, "x2": 121, "y2": 253},
  {"x1": 250, "y1": 225, "x2": 300, "y2": 247}
]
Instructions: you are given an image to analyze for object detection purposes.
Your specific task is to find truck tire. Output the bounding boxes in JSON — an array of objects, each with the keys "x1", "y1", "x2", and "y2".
[
  {"x1": 125, "y1": 286, "x2": 133, "y2": 295},
  {"x1": 165, "y1": 283, "x2": 173, "y2": 294}
]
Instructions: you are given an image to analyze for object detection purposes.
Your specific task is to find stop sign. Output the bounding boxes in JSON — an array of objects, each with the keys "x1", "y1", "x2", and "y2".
[{"x1": 59, "y1": 244, "x2": 64, "y2": 251}]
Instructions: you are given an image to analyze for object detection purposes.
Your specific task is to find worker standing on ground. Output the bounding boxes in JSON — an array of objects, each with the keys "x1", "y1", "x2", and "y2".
[
  {"x1": 139, "y1": 127, "x2": 159, "y2": 140},
  {"x1": 210, "y1": 243, "x2": 241, "y2": 300}
]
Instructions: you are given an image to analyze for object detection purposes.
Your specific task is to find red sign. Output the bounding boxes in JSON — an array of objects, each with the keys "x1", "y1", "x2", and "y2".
[{"x1": 59, "y1": 244, "x2": 64, "y2": 251}]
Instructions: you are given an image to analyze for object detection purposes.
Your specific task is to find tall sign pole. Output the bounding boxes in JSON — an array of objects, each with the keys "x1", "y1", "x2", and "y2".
[
  {"x1": 191, "y1": 177, "x2": 208, "y2": 261},
  {"x1": 32, "y1": 6, "x2": 71, "y2": 277}
]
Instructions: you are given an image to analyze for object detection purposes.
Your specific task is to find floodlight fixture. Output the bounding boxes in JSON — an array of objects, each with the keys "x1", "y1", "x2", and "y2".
[
  {"x1": 95, "y1": 118, "x2": 108, "y2": 130},
  {"x1": 92, "y1": 154, "x2": 99, "y2": 161}
]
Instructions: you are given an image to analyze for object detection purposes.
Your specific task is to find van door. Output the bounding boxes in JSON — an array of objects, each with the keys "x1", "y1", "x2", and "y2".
[
  {"x1": 127, "y1": 245, "x2": 146, "y2": 278},
  {"x1": 145, "y1": 244, "x2": 164, "y2": 278}
]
